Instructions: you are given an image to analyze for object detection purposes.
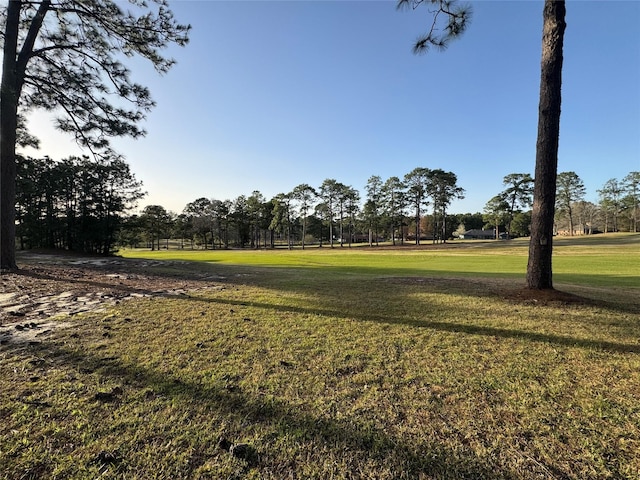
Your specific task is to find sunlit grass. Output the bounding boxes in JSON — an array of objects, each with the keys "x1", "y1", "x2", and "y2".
[
  {"x1": 120, "y1": 233, "x2": 640, "y2": 286},
  {"x1": 1, "y1": 233, "x2": 639, "y2": 478}
]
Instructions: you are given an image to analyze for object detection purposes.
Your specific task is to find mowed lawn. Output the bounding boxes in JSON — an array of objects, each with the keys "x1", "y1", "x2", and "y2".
[{"x1": 2, "y1": 234, "x2": 639, "y2": 479}]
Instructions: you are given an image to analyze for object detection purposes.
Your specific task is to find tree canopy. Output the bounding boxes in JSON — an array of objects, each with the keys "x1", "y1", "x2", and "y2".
[
  {"x1": 1, "y1": 0, "x2": 190, "y2": 269},
  {"x1": 15, "y1": 153, "x2": 144, "y2": 254}
]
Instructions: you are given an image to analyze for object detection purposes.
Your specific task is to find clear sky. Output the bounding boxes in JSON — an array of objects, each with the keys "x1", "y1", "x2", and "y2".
[{"x1": 22, "y1": 0, "x2": 640, "y2": 215}]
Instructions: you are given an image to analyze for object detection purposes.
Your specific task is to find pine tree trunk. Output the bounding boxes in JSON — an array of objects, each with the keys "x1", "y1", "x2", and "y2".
[
  {"x1": 302, "y1": 219, "x2": 306, "y2": 250},
  {"x1": 568, "y1": 206, "x2": 574, "y2": 236},
  {"x1": 527, "y1": 0, "x2": 566, "y2": 289},
  {"x1": 0, "y1": 1, "x2": 21, "y2": 270}
]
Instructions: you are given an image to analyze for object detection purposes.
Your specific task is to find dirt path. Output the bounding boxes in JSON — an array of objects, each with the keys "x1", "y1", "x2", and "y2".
[{"x1": 0, "y1": 251, "x2": 224, "y2": 345}]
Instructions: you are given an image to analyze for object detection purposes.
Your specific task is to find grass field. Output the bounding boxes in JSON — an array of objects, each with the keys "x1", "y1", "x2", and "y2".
[{"x1": 1, "y1": 234, "x2": 639, "y2": 479}]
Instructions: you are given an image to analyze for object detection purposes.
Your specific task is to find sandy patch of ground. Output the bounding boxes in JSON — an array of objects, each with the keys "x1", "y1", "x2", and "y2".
[{"x1": 0, "y1": 251, "x2": 224, "y2": 345}]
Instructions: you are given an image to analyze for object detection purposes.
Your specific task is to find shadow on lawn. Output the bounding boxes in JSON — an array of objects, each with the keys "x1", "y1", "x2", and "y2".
[
  {"x1": 16, "y1": 340, "x2": 529, "y2": 480},
  {"x1": 191, "y1": 295, "x2": 640, "y2": 355},
  {"x1": 11, "y1": 252, "x2": 640, "y2": 356},
  {"x1": 14, "y1": 253, "x2": 640, "y2": 317}
]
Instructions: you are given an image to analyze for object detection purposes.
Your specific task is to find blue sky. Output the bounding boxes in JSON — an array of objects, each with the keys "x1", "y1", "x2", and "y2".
[{"x1": 23, "y1": 0, "x2": 640, "y2": 214}]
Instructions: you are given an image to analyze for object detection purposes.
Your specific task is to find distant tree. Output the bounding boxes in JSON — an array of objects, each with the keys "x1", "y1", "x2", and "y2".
[
  {"x1": 365, "y1": 175, "x2": 383, "y2": 246},
  {"x1": 483, "y1": 195, "x2": 510, "y2": 239},
  {"x1": 598, "y1": 179, "x2": 623, "y2": 233},
  {"x1": 231, "y1": 195, "x2": 249, "y2": 247},
  {"x1": 344, "y1": 187, "x2": 361, "y2": 247},
  {"x1": 261, "y1": 199, "x2": 277, "y2": 248},
  {"x1": 318, "y1": 179, "x2": 341, "y2": 248},
  {"x1": 56, "y1": 158, "x2": 80, "y2": 249},
  {"x1": 247, "y1": 191, "x2": 267, "y2": 249},
  {"x1": 15, "y1": 155, "x2": 56, "y2": 249},
  {"x1": 500, "y1": 173, "x2": 534, "y2": 238},
  {"x1": 92, "y1": 155, "x2": 146, "y2": 253},
  {"x1": 428, "y1": 169, "x2": 464, "y2": 243},
  {"x1": 335, "y1": 183, "x2": 355, "y2": 247},
  {"x1": 362, "y1": 200, "x2": 377, "y2": 246},
  {"x1": 404, "y1": 167, "x2": 431, "y2": 244},
  {"x1": 573, "y1": 200, "x2": 598, "y2": 235},
  {"x1": 381, "y1": 176, "x2": 406, "y2": 245},
  {"x1": 291, "y1": 184, "x2": 317, "y2": 249},
  {"x1": 15, "y1": 154, "x2": 143, "y2": 253},
  {"x1": 173, "y1": 213, "x2": 193, "y2": 249},
  {"x1": 141, "y1": 205, "x2": 170, "y2": 251},
  {"x1": 442, "y1": 214, "x2": 461, "y2": 240},
  {"x1": 211, "y1": 199, "x2": 232, "y2": 249},
  {"x1": 454, "y1": 212, "x2": 484, "y2": 233},
  {"x1": 270, "y1": 193, "x2": 293, "y2": 249},
  {"x1": 118, "y1": 214, "x2": 144, "y2": 249},
  {"x1": 184, "y1": 198, "x2": 214, "y2": 248},
  {"x1": 556, "y1": 171, "x2": 586, "y2": 236},
  {"x1": 314, "y1": 202, "x2": 330, "y2": 247},
  {"x1": 620, "y1": 195, "x2": 637, "y2": 233},
  {"x1": 162, "y1": 211, "x2": 178, "y2": 249},
  {"x1": 511, "y1": 211, "x2": 532, "y2": 237},
  {"x1": 1, "y1": 0, "x2": 190, "y2": 270},
  {"x1": 622, "y1": 171, "x2": 640, "y2": 233}
]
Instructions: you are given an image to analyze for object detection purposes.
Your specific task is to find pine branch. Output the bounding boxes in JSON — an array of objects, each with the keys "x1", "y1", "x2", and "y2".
[{"x1": 397, "y1": 0, "x2": 471, "y2": 54}]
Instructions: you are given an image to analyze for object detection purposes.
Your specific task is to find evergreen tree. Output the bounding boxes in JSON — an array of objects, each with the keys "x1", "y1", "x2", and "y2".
[
  {"x1": 500, "y1": 173, "x2": 534, "y2": 238},
  {"x1": 598, "y1": 178, "x2": 623, "y2": 233},
  {"x1": 483, "y1": 195, "x2": 510, "y2": 240},
  {"x1": 291, "y1": 184, "x2": 317, "y2": 249},
  {"x1": 398, "y1": 0, "x2": 567, "y2": 288},
  {"x1": 365, "y1": 175, "x2": 383, "y2": 246},
  {"x1": 428, "y1": 169, "x2": 464, "y2": 243},
  {"x1": 404, "y1": 167, "x2": 431, "y2": 244},
  {"x1": 622, "y1": 172, "x2": 640, "y2": 233},
  {"x1": 1, "y1": 0, "x2": 189, "y2": 269},
  {"x1": 15, "y1": 154, "x2": 143, "y2": 253},
  {"x1": 381, "y1": 176, "x2": 406, "y2": 245},
  {"x1": 556, "y1": 171, "x2": 586, "y2": 235}
]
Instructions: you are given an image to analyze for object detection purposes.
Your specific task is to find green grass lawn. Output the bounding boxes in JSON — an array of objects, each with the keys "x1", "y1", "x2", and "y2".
[
  {"x1": 2, "y1": 234, "x2": 639, "y2": 479},
  {"x1": 122, "y1": 233, "x2": 640, "y2": 287}
]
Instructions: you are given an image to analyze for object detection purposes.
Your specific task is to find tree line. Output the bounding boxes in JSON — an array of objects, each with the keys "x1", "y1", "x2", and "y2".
[
  {"x1": 15, "y1": 154, "x2": 144, "y2": 254},
  {"x1": 483, "y1": 171, "x2": 640, "y2": 238},
  {"x1": 120, "y1": 168, "x2": 468, "y2": 250},
  {"x1": 13, "y1": 148, "x2": 639, "y2": 253},
  {"x1": 15, "y1": 153, "x2": 638, "y2": 253}
]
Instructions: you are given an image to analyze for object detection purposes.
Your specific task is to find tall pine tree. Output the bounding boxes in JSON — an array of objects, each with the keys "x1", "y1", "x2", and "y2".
[{"x1": 1, "y1": 0, "x2": 190, "y2": 269}]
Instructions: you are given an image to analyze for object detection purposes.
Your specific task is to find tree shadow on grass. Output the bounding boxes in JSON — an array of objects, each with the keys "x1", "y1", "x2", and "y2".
[
  {"x1": 14, "y1": 261, "x2": 640, "y2": 355},
  {"x1": 9, "y1": 252, "x2": 640, "y2": 356},
  {"x1": 189, "y1": 295, "x2": 640, "y2": 355},
  {"x1": 11, "y1": 257, "x2": 640, "y2": 318},
  {"x1": 11, "y1": 339, "x2": 528, "y2": 480},
  {"x1": 13, "y1": 251, "x2": 640, "y2": 314}
]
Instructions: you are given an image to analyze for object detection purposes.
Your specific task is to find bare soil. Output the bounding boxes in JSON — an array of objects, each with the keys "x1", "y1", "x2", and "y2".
[{"x1": 0, "y1": 251, "x2": 225, "y2": 345}]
